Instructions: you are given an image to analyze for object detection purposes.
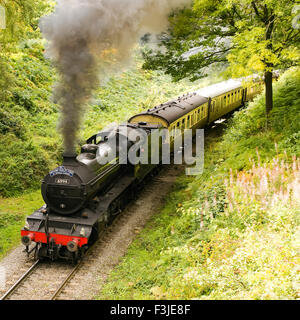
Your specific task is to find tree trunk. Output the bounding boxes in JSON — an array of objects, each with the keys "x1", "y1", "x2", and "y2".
[
  {"x1": 264, "y1": 70, "x2": 273, "y2": 115},
  {"x1": 262, "y1": 7, "x2": 275, "y2": 116}
]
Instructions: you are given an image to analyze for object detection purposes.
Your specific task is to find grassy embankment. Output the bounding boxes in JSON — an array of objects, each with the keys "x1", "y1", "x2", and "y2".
[
  {"x1": 97, "y1": 68, "x2": 300, "y2": 300},
  {"x1": 0, "y1": 40, "x2": 220, "y2": 259}
]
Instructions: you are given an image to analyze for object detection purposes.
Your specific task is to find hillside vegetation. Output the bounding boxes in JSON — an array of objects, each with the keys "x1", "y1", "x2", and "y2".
[{"x1": 97, "y1": 68, "x2": 300, "y2": 300}]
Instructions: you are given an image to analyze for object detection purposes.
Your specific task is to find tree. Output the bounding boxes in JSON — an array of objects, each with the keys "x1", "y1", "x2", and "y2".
[{"x1": 143, "y1": 0, "x2": 300, "y2": 115}]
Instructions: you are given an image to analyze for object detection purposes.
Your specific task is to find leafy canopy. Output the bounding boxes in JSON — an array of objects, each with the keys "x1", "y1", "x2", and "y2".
[{"x1": 143, "y1": 0, "x2": 300, "y2": 81}]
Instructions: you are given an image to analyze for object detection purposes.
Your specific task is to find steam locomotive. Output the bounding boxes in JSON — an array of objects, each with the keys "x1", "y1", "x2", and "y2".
[{"x1": 21, "y1": 76, "x2": 269, "y2": 262}]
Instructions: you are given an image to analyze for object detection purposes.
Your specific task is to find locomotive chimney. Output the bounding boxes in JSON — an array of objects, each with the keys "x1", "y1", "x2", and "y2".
[{"x1": 62, "y1": 152, "x2": 78, "y2": 165}]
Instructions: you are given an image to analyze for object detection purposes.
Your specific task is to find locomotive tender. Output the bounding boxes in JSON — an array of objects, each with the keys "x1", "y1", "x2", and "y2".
[{"x1": 21, "y1": 77, "x2": 266, "y2": 262}]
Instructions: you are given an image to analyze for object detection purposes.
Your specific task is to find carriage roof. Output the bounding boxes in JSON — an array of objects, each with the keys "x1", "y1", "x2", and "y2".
[
  {"x1": 195, "y1": 79, "x2": 243, "y2": 98},
  {"x1": 128, "y1": 94, "x2": 208, "y2": 126}
]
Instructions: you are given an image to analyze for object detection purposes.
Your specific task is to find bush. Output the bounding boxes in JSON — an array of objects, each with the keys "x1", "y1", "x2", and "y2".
[{"x1": 0, "y1": 138, "x2": 50, "y2": 196}]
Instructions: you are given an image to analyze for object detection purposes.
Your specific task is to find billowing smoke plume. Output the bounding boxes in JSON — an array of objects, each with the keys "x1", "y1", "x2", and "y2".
[{"x1": 40, "y1": 0, "x2": 191, "y2": 154}]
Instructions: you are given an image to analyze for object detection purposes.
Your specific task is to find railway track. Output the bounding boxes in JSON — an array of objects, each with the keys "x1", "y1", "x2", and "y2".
[
  {"x1": 50, "y1": 259, "x2": 84, "y2": 300},
  {"x1": 0, "y1": 260, "x2": 40, "y2": 300},
  {"x1": 0, "y1": 205, "x2": 144, "y2": 300},
  {"x1": 0, "y1": 223, "x2": 117, "y2": 300},
  {"x1": 0, "y1": 258, "x2": 80, "y2": 300}
]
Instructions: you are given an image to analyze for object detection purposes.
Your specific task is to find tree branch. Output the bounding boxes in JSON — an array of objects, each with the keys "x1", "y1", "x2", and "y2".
[{"x1": 251, "y1": 1, "x2": 264, "y2": 22}]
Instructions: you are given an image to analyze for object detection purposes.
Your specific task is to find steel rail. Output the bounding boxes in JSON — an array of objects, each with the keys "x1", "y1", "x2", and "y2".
[
  {"x1": 50, "y1": 230, "x2": 106, "y2": 300},
  {"x1": 50, "y1": 260, "x2": 83, "y2": 300},
  {"x1": 0, "y1": 260, "x2": 40, "y2": 300}
]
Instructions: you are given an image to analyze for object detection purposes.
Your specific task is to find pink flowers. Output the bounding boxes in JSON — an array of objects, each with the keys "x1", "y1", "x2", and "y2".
[{"x1": 224, "y1": 151, "x2": 299, "y2": 215}]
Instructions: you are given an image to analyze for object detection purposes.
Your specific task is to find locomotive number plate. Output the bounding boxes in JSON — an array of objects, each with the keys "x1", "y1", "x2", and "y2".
[{"x1": 55, "y1": 178, "x2": 70, "y2": 185}]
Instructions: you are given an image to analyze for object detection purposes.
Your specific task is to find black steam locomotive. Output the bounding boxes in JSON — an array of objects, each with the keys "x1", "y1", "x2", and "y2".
[
  {"x1": 21, "y1": 77, "x2": 267, "y2": 262},
  {"x1": 21, "y1": 123, "x2": 160, "y2": 262}
]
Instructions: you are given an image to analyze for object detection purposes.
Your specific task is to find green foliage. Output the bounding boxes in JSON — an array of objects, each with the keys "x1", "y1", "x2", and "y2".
[
  {"x1": 143, "y1": 0, "x2": 300, "y2": 80},
  {"x1": 281, "y1": 132, "x2": 300, "y2": 154},
  {"x1": 0, "y1": 138, "x2": 50, "y2": 195},
  {"x1": 0, "y1": 109, "x2": 24, "y2": 138},
  {"x1": 97, "y1": 68, "x2": 300, "y2": 300},
  {"x1": 0, "y1": 38, "x2": 58, "y2": 196},
  {"x1": 0, "y1": 191, "x2": 43, "y2": 258},
  {"x1": 0, "y1": 0, "x2": 52, "y2": 96}
]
